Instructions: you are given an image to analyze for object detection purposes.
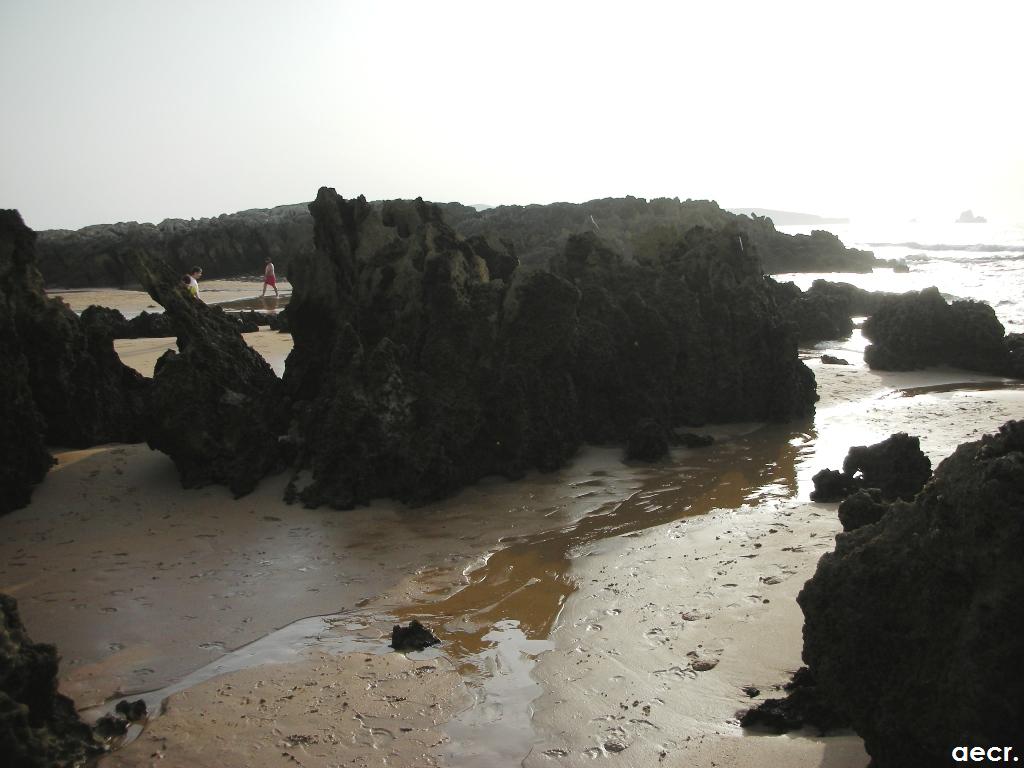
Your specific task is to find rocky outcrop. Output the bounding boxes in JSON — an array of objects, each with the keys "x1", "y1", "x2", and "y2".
[
  {"x1": 0, "y1": 594, "x2": 98, "y2": 768},
  {"x1": 797, "y1": 421, "x2": 1024, "y2": 766},
  {"x1": 956, "y1": 209, "x2": 987, "y2": 224},
  {"x1": 35, "y1": 197, "x2": 882, "y2": 289},
  {"x1": 836, "y1": 488, "x2": 888, "y2": 531},
  {"x1": 810, "y1": 433, "x2": 932, "y2": 503},
  {"x1": 0, "y1": 210, "x2": 148, "y2": 513},
  {"x1": 277, "y1": 188, "x2": 815, "y2": 509},
  {"x1": 36, "y1": 203, "x2": 312, "y2": 287},
  {"x1": 768, "y1": 279, "x2": 895, "y2": 343},
  {"x1": 448, "y1": 198, "x2": 877, "y2": 274},
  {"x1": 863, "y1": 287, "x2": 1013, "y2": 374},
  {"x1": 125, "y1": 248, "x2": 284, "y2": 496}
]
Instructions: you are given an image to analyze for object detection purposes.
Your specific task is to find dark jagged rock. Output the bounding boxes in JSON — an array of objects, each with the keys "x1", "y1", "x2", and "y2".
[
  {"x1": 1, "y1": 210, "x2": 148, "y2": 513},
  {"x1": 266, "y1": 308, "x2": 289, "y2": 333},
  {"x1": 36, "y1": 203, "x2": 312, "y2": 287},
  {"x1": 35, "y1": 196, "x2": 880, "y2": 289},
  {"x1": 234, "y1": 310, "x2": 270, "y2": 329},
  {"x1": 625, "y1": 418, "x2": 670, "y2": 462},
  {"x1": 390, "y1": 620, "x2": 440, "y2": 652},
  {"x1": 125, "y1": 248, "x2": 284, "y2": 496},
  {"x1": 811, "y1": 433, "x2": 931, "y2": 504},
  {"x1": 0, "y1": 594, "x2": 98, "y2": 767},
  {"x1": 114, "y1": 699, "x2": 147, "y2": 722},
  {"x1": 863, "y1": 287, "x2": 1012, "y2": 374},
  {"x1": 282, "y1": 189, "x2": 815, "y2": 509},
  {"x1": 92, "y1": 714, "x2": 128, "y2": 739},
  {"x1": 797, "y1": 421, "x2": 1024, "y2": 767},
  {"x1": 1005, "y1": 332, "x2": 1024, "y2": 378},
  {"x1": 842, "y1": 432, "x2": 931, "y2": 501},
  {"x1": 450, "y1": 198, "x2": 878, "y2": 274},
  {"x1": 810, "y1": 468, "x2": 861, "y2": 502},
  {"x1": 79, "y1": 305, "x2": 129, "y2": 337},
  {"x1": 768, "y1": 278, "x2": 895, "y2": 344},
  {"x1": 124, "y1": 309, "x2": 177, "y2": 338},
  {"x1": 836, "y1": 488, "x2": 888, "y2": 531},
  {"x1": 820, "y1": 355, "x2": 849, "y2": 365},
  {"x1": 740, "y1": 667, "x2": 847, "y2": 734}
]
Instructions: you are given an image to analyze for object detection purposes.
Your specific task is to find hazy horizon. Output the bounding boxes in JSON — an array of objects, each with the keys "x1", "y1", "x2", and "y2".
[{"x1": 3, "y1": 1, "x2": 1022, "y2": 231}]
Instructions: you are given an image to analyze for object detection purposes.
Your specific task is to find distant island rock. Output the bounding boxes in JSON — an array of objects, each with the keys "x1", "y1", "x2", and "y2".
[
  {"x1": 955, "y1": 209, "x2": 987, "y2": 223},
  {"x1": 35, "y1": 197, "x2": 883, "y2": 289}
]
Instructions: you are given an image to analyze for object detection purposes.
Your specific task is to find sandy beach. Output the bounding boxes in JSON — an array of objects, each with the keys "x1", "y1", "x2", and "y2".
[{"x1": 2, "y1": 324, "x2": 1022, "y2": 768}]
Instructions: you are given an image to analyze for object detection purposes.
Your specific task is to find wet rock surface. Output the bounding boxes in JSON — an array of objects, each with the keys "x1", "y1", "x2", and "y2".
[
  {"x1": 125, "y1": 248, "x2": 285, "y2": 496},
  {"x1": 281, "y1": 188, "x2": 815, "y2": 509},
  {"x1": 0, "y1": 210, "x2": 147, "y2": 513},
  {"x1": 769, "y1": 278, "x2": 894, "y2": 343},
  {"x1": 390, "y1": 620, "x2": 440, "y2": 652},
  {"x1": 0, "y1": 593, "x2": 98, "y2": 768},
  {"x1": 842, "y1": 432, "x2": 931, "y2": 501},
  {"x1": 836, "y1": 489, "x2": 888, "y2": 531},
  {"x1": 740, "y1": 667, "x2": 847, "y2": 735},
  {"x1": 811, "y1": 433, "x2": 932, "y2": 503},
  {"x1": 798, "y1": 421, "x2": 1024, "y2": 766},
  {"x1": 863, "y1": 286, "x2": 1014, "y2": 374}
]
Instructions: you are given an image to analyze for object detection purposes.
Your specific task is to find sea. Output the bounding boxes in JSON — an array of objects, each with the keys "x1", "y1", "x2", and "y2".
[{"x1": 774, "y1": 220, "x2": 1024, "y2": 333}]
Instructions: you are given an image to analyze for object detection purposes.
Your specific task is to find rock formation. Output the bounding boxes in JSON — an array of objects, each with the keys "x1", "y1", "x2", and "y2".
[
  {"x1": 797, "y1": 421, "x2": 1024, "y2": 766},
  {"x1": 836, "y1": 488, "x2": 888, "y2": 531},
  {"x1": 956, "y1": 209, "x2": 987, "y2": 224},
  {"x1": 277, "y1": 188, "x2": 815, "y2": 509},
  {"x1": 36, "y1": 203, "x2": 312, "y2": 287},
  {"x1": 34, "y1": 197, "x2": 883, "y2": 288},
  {"x1": 768, "y1": 279, "x2": 894, "y2": 343},
  {"x1": 810, "y1": 433, "x2": 932, "y2": 503},
  {"x1": 863, "y1": 287, "x2": 1013, "y2": 374},
  {"x1": 125, "y1": 248, "x2": 284, "y2": 496},
  {"x1": 0, "y1": 593, "x2": 98, "y2": 768},
  {"x1": 0, "y1": 210, "x2": 148, "y2": 513}
]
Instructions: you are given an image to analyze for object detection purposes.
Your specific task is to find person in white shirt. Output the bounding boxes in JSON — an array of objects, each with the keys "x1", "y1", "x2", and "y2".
[{"x1": 186, "y1": 266, "x2": 202, "y2": 300}]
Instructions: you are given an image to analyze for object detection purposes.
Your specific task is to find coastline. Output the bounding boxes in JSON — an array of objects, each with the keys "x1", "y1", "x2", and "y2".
[{"x1": 2, "y1": 327, "x2": 1022, "y2": 766}]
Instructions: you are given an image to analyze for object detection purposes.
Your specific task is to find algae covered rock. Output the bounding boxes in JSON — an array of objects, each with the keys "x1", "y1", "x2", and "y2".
[
  {"x1": 798, "y1": 421, "x2": 1024, "y2": 766},
  {"x1": 0, "y1": 594, "x2": 97, "y2": 768},
  {"x1": 0, "y1": 210, "x2": 147, "y2": 513},
  {"x1": 280, "y1": 188, "x2": 815, "y2": 509},
  {"x1": 811, "y1": 432, "x2": 931, "y2": 504},
  {"x1": 863, "y1": 287, "x2": 1010, "y2": 374},
  {"x1": 126, "y1": 248, "x2": 284, "y2": 496}
]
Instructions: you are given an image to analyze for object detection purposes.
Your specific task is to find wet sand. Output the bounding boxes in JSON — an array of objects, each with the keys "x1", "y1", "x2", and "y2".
[{"x1": 2, "y1": 322, "x2": 1023, "y2": 767}]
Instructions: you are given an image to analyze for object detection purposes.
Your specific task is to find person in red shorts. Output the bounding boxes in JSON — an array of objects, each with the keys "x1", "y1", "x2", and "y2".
[{"x1": 261, "y1": 256, "x2": 279, "y2": 298}]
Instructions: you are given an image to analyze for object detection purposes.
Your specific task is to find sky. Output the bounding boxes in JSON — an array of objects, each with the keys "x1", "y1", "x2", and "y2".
[{"x1": 1, "y1": 0, "x2": 1022, "y2": 231}]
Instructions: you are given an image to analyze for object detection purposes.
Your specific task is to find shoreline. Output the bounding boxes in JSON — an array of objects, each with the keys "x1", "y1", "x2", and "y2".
[{"x1": 2, "y1": 333, "x2": 1022, "y2": 766}]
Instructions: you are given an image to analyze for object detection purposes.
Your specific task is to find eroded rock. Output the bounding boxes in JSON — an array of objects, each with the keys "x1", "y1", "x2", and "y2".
[
  {"x1": 797, "y1": 421, "x2": 1024, "y2": 766},
  {"x1": 390, "y1": 620, "x2": 440, "y2": 652},
  {"x1": 863, "y1": 287, "x2": 1011, "y2": 374},
  {"x1": 0, "y1": 594, "x2": 98, "y2": 767},
  {"x1": 0, "y1": 210, "x2": 148, "y2": 512},
  {"x1": 281, "y1": 189, "x2": 816, "y2": 509},
  {"x1": 811, "y1": 433, "x2": 931, "y2": 503},
  {"x1": 125, "y1": 248, "x2": 284, "y2": 496}
]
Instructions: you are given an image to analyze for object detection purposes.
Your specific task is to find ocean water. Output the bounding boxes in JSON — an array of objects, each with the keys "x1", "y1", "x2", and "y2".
[{"x1": 774, "y1": 220, "x2": 1024, "y2": 333}]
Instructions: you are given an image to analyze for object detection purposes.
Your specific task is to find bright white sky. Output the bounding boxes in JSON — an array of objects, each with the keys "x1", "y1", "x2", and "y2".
[{"x1": 1, "y1": 0, "x2": 1022, "y2": 230}]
